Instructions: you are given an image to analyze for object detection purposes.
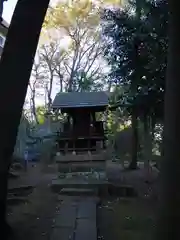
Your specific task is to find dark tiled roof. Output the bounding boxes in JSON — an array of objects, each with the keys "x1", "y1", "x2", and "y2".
[{"x1": 52, "y1": 91, "x2": 109, "y2": 109}]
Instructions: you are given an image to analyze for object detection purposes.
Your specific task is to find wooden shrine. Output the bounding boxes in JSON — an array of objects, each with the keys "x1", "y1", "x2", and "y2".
[{"x1": 52, "y1": 91, "x2": 109, "y2": 154}]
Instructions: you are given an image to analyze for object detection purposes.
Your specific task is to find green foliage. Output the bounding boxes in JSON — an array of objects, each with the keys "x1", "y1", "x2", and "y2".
[
  {"x1": 72, "y1": 70, "x2": 105, "y2": 92},
  {"x1": 107, "y1": 111, "x2": 119, "y2": 134},
  {"x1": 36, "y1": 106, "x2": 46, "y2": 124},
  {"x1": 102, "y1": 0, "x2": 168, "y2": 120},
  {"x1": 107, "y1": 108, "x2": 131, "y2": 136}
]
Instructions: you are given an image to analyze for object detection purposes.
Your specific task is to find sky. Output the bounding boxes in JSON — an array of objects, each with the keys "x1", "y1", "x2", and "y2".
[
  {"x1": 2, "y1": 0, "x2": 17, "y2": 23},
  {"x1": 2, "y1": 0, "x2": 59, "y2": 23},
  {"x1": 2, "y1": 0, "x2": 122, "y2": 23},
  {"x1": 1, "y1": 0, "x2": 110, "y2": 109},
  {"x1": 2, "y1": 0, "x2": 60, "y2": 108}
]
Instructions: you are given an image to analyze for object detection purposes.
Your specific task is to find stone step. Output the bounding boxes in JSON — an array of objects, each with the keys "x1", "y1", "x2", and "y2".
[
  {"x1": 60, "y1": 188, "x2": 97, "y2": 196},
  {"x1": 8, "y1": 185, "x2": 34, "y2": 193},
  {"x1": 7, "y1": 196, "x2": 28, "y2": 206},
  {"x1": 57, "y1": 171, "x2": 106, "y2": 178},
  {"x1": 51, "y1": 179, "x2": 109, "y2": 196},
  {"x1": 7, "y1": 185, "x2": 34, "y2": 197},
  {"x1": 55, "y1": 153, "x2": 107, "y2": 163},
  {"x1": 51, "y1": 179, "x2": 136, "y2": 197},
  {"x1": 57, "y1": 158, "x2": 106, "y2": 164},
  {"x1": 58, "y1": 195, "x2": 100, "y2": 204}
]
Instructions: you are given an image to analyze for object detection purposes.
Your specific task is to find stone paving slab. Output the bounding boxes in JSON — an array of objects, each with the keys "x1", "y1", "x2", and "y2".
[
  {"x1": 51, "y1": 196, "x2": 97, "y2": 240},
  {"x1": 75, "y1": 219, "x2": 97, "y2": 240},
  {"x1": 55, "y1": 205, "x2": 76, "y2": 228},
  {"x1": 77, "y1": 201, "x2": 96, "y2": 219},
  {"x1": 51, "y1": 228, "x2": 74, "y2": 240}
]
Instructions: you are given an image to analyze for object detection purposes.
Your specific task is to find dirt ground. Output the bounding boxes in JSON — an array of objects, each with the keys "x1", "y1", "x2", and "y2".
[
  {"x1": 7, "y1": 162, "x2": 59, "y2": 240},
  {"x1": 98, "y1": 197, "x2": 157, "y2": 240},
  {"x1": 99, "y1": 161, "x2": 159, "y2": 240},
  {"x1": 6, "y1": 161, "x2": 159, "y2": 240},
  {"x1": 106, "y1": 160, "x2": 159, "y2": 199}
]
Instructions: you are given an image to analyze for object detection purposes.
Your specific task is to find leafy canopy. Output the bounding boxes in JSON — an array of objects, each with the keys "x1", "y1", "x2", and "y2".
[{"x1": 102, "y1": 0, "x2": 168, "y2": 119}]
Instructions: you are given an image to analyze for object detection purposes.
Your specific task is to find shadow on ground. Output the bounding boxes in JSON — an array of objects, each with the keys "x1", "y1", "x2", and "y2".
[{"x1": 7, "y1": 163, "x2": 59, "y2": 240}]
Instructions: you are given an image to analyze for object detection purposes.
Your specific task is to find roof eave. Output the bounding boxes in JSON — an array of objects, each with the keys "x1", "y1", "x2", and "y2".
[{"x1": 52, "y1": 104, "x2": 108, "y2": 109}]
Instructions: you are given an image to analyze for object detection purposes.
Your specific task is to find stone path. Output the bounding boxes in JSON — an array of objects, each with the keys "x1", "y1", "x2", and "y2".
[{"x1": 51, "y1": 197, "x2": 98, "y2": 240}]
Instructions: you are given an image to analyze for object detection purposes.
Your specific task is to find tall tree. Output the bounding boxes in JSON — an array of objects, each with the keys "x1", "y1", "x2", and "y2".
[
  {"x1": 155, "y1": 0, "x2": 180, "y2": 239},
  {"x1": 129, "y1": 0, "x2": 142, "y2": 169},
  {"x1": 102, "y1": 0, "x2": 168, "y2": 167},
  {"x1": 43, "y1": 0, "x2": 106, "y2": 92},
  {"x1": 0, "y1": 0, "x2": 50, "y2": 237},
  {"x1": 38, "y1": 42, "x2": 64, "y2": 109},
  {"x1": 29, "y1": 60, "x2": 45, "y2": 123}
]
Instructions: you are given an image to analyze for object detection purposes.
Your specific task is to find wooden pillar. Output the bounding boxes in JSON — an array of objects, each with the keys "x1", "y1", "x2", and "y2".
[
  {"x1": 65, "y1": 141, "x2": 68, "y2": 154},
  {"x1": 92, "y1": 111, "x2": 96, "y2": 123},
  {"x1": 88, "y1": 138, "x2": 90, "y2": 151}
]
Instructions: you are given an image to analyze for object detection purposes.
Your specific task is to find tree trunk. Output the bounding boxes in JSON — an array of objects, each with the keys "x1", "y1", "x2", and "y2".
[
  {"x1": 143, "y1": 114, "x2": 152, "y2": 180},
  {"x1": 129, "y1": 0, "x2": 142, "y2": 170},
  {"x1": 151, "y1": 116, "x2": 155, "y2": 151},
  {"x1": 160, "y1": 123, "x2": 164, "y2": 158},
  {"x1": 60, "y1": 74, "x2": 63, "y2": 92},
  {"x1": 155, "y1": 1, "x2": 180, "y2": 239},
  {"x1": 47, "y1": 72, "x2": 53, "y2": 110},
  {"x1": 31, "y1": 89, "x2": 39, "y2": 124},
  {"x1": 129, "y1": 107, "x2": 138, "y2": 169},
  {"x1": 0, "y1": 0, "x2": 50, "y2": 237}
]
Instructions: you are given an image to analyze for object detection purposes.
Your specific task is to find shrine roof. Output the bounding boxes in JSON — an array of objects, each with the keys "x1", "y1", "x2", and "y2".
[{"x1": 52, "y1": 91, "x2": 109, "y2": 109}]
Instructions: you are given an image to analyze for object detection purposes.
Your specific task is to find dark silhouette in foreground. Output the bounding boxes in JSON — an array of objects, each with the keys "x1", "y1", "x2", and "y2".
[
  {"x1": 155, "y1": 1, "x2": 180, "y2": 239},
  {"x1": 0, "y1": 0, "x2": 7, "y2": 22},
  {"x1": 0, "y1": 0, "x2": 50, "y2": 238},
  {"x1": 0, "y1": 0, "x2": 179, "y2": 239}
]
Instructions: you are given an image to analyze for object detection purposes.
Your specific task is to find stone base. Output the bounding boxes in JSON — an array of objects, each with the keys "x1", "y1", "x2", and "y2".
[
  {"x1": 58, "y1": 162, "x2": 106, "y2": 173},
  {"x1": 57, "y1": 195, "x2": 100, "y2": 204},
  {"x1": 55, "y1": 151, "x2": 107, "y2": 163},
  {"x1": 60, "y1": 188, "x2": 97, "y2": 196},
  {"x1": 51, "y1": 178, "x2": 109, "y2": 196},
  {"x1": 51, "y1": 179, "x2": 136, "y2": 197}
]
